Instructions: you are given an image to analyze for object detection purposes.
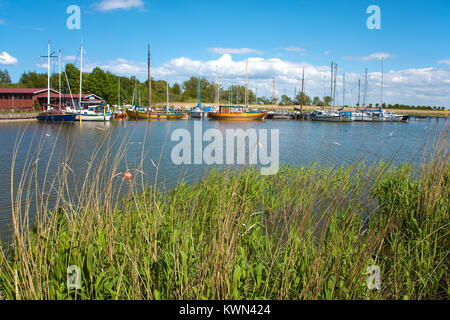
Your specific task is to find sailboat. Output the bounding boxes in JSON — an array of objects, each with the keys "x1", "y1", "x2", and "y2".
[
  {"x1": 294, "y1": 68, "x2": 305, "y2": 112},
  {"x1": 115, "y1": 78, "x2": 126, "y2": 119},
  {"x1": 311, "y1": 62, "x2": 341, "y2": 121},
  {"x1": 73, "y1": 42, "x2": 111, "y2": 121},
  {"x1": 207, "y1": 59, "x2": 266, "y2": 120},
  {"x1": 126, "y1": 45, "x2": 186, "y2": 120},
  {"x1": 190, "y1": 77, "x2": 205, "y2": 119},
  {"x1": 148, "y1": 81, "x2": 186, "y2": 119},
  {"x1": 37, "y1": 41, "x2": 76, "y2": 122}
]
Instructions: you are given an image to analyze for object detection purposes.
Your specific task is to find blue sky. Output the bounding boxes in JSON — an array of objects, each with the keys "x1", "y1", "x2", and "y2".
[{"x1": 0, "y1": 0, "x2": 449, "y2": 106}]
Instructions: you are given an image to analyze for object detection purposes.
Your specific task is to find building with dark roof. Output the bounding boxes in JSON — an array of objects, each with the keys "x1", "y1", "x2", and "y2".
[{"x1": 0, "y1": 88, "x2": 104, "y2": 111}]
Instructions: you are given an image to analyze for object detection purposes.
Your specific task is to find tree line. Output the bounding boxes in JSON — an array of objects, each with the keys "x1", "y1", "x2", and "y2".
[{"x1": 0, "y1": 66, "x2": 446, "y2": 110}]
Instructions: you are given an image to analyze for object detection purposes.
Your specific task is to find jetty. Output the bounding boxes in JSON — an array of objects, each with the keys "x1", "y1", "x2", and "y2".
[{"x1": 0, "y1": 112, "x2": 37, "y2": 121}]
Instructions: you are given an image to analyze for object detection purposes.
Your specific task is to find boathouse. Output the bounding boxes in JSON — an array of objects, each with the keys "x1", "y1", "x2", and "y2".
[{"x1": 0, "y1": 88, "x2": 104, "y2": 111}]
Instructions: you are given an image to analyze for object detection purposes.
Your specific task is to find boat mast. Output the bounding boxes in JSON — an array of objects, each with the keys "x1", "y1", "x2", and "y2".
[
  {"x1": 272, "y1": 77, "x2": 276, "y2": 110},
  {"x1": 342, "y1": 72, "x2": 345, "y2": 107},
  {"x1": 217, "y1": 72, "x2": 220, "y2": 108},
  {"x1": 166, "y1": 80, "x2": 169, "y2": 110},
  {"x1": 332, "y1": 63, "x2": 337, "y2": 110},
  {"x1": 58, "y1": 49, "x2": 61, "y2": 109},
  {"x1": 79, "y1": 40, "x2": 83, "y2": 109},
  {"x1": 358, "y1": 79, "x2": 361, "y2": 107},
  {"x1": 301, "y1": 67, "x2": 305, "y2": 112},
  {"x1": 148, "y1": 44, "x2": 151, "y2": 108},
  {"x1": 330, "y1": 61, "x2": 334, "y2": 110},
  {"x1": 381, "y1": 57, "x2": 384, "y2": 108},
  {"x1": 363, "y1": 68, "x2": 368, "y2": 108},
  {"x1": 198, "y1": 77, "x2": 201, "y2": 106},
  {"x1": 47, "y1": 41, "x2": 50, "y2": 110},
  {"x1": 118, "y1": 78, "x2": 120, "y2": 108},
  {"x1": 245, "y1": 59, "x2": 248, "y2": 107}
]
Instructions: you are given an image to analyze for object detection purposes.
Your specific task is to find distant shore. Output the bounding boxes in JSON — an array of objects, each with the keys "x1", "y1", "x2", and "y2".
[
  {"x1": 0, "y1": 106, "x2": 447, "y2": 121},
  {"x1": 158, "y1": 103, "x2": 449, "y2": 117}
]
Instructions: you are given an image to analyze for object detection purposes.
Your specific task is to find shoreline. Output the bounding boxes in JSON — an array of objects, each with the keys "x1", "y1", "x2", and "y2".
[{"x1": 0, "y1": 112, "x2": 38, "y2": 122}]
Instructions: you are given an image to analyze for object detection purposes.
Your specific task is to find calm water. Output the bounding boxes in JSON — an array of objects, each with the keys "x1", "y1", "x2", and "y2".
[{"x1": 0, "y1": 117, "x2": 447, "y2": 242}]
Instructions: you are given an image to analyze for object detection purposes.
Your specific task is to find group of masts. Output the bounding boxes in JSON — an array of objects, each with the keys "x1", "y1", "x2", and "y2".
[{"x1": 43, "y1": 41, "x2": 386, "y2": 113}]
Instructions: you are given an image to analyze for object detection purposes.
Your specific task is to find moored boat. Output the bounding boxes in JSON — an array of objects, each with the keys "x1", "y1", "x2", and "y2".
[
  {"x1": 73, "y1": 106, "x2": 111, "y2": 121},
  {"x1": 207, "y1": 105, "x2": 266, "y2": 120},
  {"x1": 37, "y1": 110, "x2": 76, "y2": 122},
  {"x1": 310, "y1": 109, "x2": 341, "y2": 121}
]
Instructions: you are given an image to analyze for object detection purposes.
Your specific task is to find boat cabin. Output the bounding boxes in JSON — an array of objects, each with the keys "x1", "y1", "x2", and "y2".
[{"x1": 218, "y1": 105, "x2": 246, "y2": 114}]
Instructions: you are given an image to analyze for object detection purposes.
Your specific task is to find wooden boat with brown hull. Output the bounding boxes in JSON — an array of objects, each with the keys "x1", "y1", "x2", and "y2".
[
  {"x1": 125, "y1": 108, "x2": 187, "y2": 120},
  {"x1": 207, "y1": 106, "x2": 266, "y2": 120}
]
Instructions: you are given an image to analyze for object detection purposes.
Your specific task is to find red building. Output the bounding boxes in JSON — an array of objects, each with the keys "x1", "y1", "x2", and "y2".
[{"x1": 0, "y1": 88, "x2": 104, "y2": 111}]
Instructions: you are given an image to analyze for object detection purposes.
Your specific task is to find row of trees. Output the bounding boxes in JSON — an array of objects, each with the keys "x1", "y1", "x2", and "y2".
[{"x1": 0, "y1": 66, "x2": 446, "y2": 110}]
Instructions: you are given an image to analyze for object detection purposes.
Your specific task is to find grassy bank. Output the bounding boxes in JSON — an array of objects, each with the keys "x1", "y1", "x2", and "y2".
[{"x1": 0, "y1": 130, "x2": 448, "y2": 300}]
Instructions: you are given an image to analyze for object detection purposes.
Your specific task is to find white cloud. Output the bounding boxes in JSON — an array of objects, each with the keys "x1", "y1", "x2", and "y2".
[
  {"x1": 64, "y1": 56, "x2": 78, "y2": 61},
  {"x1": 99, "y1": 58, "x2": 147, "y2": 76},
  {"x1": 208, "y1": 48, "x2": 263, "y2": 55},
  {"x1": 0, "y1": 19, "x2": 5, "y2": 25},
  {"x1": 344, "y1": 52, "x2": 392, "y2": 61},
  {"x1": 0, "y1": 51, "x2": 18, "y2": 65},
  {"x1": 284, "y1": 47, "x2": 307, "y2": 53},
  {"x1": 93, "y1": 54, "x2": 450, "y2": 107},
  {"x1": 324, "y1": 50, "x2": 331, "y2": 55},
  {"x1": 94, "y1": 0, "x2": 144, "y2": 12},
  {"x1": 437, "y1": 59, "x2": 450, "y2": 66}
]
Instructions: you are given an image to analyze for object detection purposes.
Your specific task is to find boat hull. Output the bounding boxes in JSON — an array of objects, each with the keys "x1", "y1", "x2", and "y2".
[
  {"x1": 37, "y1": 113, "x2": 76, "y2": 122},
  {"x1": 75, "y1": 113, "x2": 111, "y2": 121},
  {"x1": 190, "y1": 111, "x2": 204, "y2": 119},
  {"x1": 310, "y1": 116, "x2": 342, "y2": 122},
  {"x1": 207, "y1": 112, "x2": 266, "y2": 120},
  {"x1": 125, "y1": 109, "x2": 139, "y2": 119},
  {"x1": 126, "y1": 109, "x2": 186, "y2": 120}
]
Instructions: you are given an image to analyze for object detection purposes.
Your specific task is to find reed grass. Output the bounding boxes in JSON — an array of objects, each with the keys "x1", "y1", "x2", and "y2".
[{"x1": 0, "y1": 123, "x2": 448, "y2": 300}]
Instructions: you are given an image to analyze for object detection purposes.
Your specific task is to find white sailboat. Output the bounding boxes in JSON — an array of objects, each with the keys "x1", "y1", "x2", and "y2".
[
  {"x1": 311, "y1": 62, "x2": 342, "y2": 121},
  {"x1": 70, "y1": 42, "x2": 111, "y2": 121}
]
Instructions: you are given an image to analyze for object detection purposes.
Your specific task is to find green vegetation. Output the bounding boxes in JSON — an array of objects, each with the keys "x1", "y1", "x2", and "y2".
[
  {"x1": 0, "y1": 129, "x2": 448, "y2": 300},
  {"x1": 0, "y1": 68, "x2": 12, "y2": 85}
]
